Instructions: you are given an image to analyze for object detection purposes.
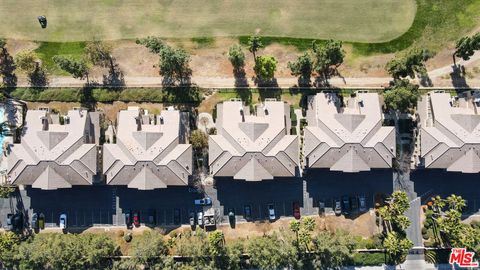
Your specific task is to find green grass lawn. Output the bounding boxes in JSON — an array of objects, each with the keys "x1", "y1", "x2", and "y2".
[
  {"x1": 0, "y1": 0, "x2": 414, "y2": 43},
  {"x1": 35, "y1": 42, "x2": 85, "y2": 74}
]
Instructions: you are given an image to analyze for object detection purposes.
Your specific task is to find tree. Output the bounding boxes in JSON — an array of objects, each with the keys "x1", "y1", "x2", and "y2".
[
  {"x1": 445, "y1": 194, "x2": 466, "y2": 212},
  {"x1": 454, "y1": 33, "x2": 480, "y2": 62},
  {"x1": 385, "y1": 48, "x2": 435, "y2": 79},
  {"x1": 383, "y1": 232, "x2": 413, "y2": 264},
  {"x1": 312, "y1": 40, "x2": 345, "y2": 78},
  {"x1": 311, "y1": 230, "x2": 356, "y2": 269},
  {"x1": 14, "y1": 49, "x2": 39, "y2": 74},
  {"x1": 136, "y1": 36, "x2": 166, "y2": 54},
  {"x1": 0, "y1": 38, "x2": 6, "y2": 53},
  {"x1": 228, "y1": 44, "x2": 246, "y2": 73},
  {"x1": 378, "y1": 191, "x2": 411, "y2": 233},
  {"x1": 137, "y1": 36, "x2": 191, "y2": 85},
  {"x1": 190, "y1": 129, "x2": 208, "y2": 152},
  {"x1": 248, "y1": 35, "x2": 264, "y2": 60},
  {"x1": 0, "y1": 231, "x2": 20, "y2": 268},
  {"x1": 15, "y1": 233, "x2": 117, "y2": 270},
  {"x1": 254, "y1": 55, "x2": 277, "y2": 81},
  {"x1": 158, "y1": 45, "x2": 191, "y2": 85},
  {"x1": 0, "y1": 184, "x2": 15, "y2": 198},
  {"x1": 129, "y1": 230, "x2": 169, "y2": 269},
  {"x1": 52, "y1": 55, "x2": 90, "y2": 81},
  {"x1": 383, "y1": 79, "x2": 419, "y2": 112},
  {"x1": 84, "y1": 40, "x2": 113, "y2": 68},
  {"x1": 247, "y1": 234, "x2": 291, "y2": 270},
  {"x1": 288, "y1": 52, "x2": 314, "y2": 85}
]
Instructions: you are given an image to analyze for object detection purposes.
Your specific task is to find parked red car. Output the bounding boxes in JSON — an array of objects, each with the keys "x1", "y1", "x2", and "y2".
[
  {"x1": 293, "y1": 202, "x2": 301, "y2": 219},
  {"x1": 133, "y1": 211, "x2": 140, "y2": 227}
]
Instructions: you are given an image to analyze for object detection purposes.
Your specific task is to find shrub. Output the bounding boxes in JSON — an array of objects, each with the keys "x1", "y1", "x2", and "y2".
[
  {"x1": 353, "y1": 252, "x2": 385, "y2": 266},
  {"x1": 119, "y1": 88, "x2": 163, "y2": 102},
  {"x1": 91, "y1": 88, "x2": 119, "y2": 102},
  {"x1": 123, "y1": 233, "x2": 132, "y2": 243}
]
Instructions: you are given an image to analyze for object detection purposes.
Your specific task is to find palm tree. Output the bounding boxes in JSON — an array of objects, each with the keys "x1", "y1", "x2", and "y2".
[{"x1": 446, "y1": 194, "x2": 466, "y2": 212}]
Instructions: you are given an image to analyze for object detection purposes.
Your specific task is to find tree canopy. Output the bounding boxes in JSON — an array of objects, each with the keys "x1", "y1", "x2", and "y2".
[
  {"x1": 52, "y1": 55, "x2": 90, "y2": 80},
  {"x1": 14, "y1": 50, "x2": 39, "y2": 73},
  {"x1": 14, "y1": 233, "x2": 117, "y2": 270},
  {"x1": 190, "y1": 129, "x2": 208, "y2": 151},
  {"x1": 254, "y1": 55, "x2": 277, "y2": 81},
  {"x1": 84, "y1": 40, "x2": 113, "y2": 67},
  {"x1": 383, "y1": 79, "x2": 420, "y2": 112},
  {"x1": 288, "y1": 52, "x2": 314, "y2": 84},
  {"x1": 385, "y1": 48, "x2": 435, "y2": 79},
  {"x1": 454, "y1": 33, "x2": 480, "y2": 61},
  {"x1": 247, "y1": 35, "x2": 264, "y2": 60},
  {"x1": 137, "y1": 36, "x2": 191, "y2": 85},
  {"x1": 312, "y1": 40, "x2": 345, "y2": 76},
  {"x1": 228, "y1": 44, "x2": 246, "y2": 72}
]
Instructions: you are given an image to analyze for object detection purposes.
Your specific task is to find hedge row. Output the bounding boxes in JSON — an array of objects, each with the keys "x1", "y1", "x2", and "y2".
[{"x1": 9, "y1": 87, "x2": 202, "y2": 104}]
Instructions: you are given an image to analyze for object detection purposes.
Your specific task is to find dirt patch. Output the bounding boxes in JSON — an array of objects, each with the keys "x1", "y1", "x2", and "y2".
[
  {"x1": 6, "y1": 39, "x2": 39, "y2": 56},
  {"x1": 112, "y1": 40, "x2": 159, "y2": 77}
]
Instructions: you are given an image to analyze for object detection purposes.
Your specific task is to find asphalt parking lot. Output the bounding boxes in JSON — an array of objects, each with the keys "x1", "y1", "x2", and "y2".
[
  {"x1": 411, "y1": 169, "x2": 480, "y2": 214},
  {"x1": 1, "y1": 168, "x2": 478, "y2": 229}
]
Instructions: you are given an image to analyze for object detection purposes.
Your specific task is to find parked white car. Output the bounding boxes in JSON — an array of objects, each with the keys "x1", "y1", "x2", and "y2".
[
  {"x1": 268, "y1": 204, "x2": 275, "y2": 220},
  {"x1": 59, "y1": 214, "x2": 67, "y2": 229},
  {"x1": 197, "y1": 211, "x2": 204, "y2": 226}
]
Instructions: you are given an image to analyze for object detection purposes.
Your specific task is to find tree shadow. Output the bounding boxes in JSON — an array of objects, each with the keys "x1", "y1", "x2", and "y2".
[
  {"x1": 102, "y1": 57, "x2": 125, "y2": 89},
  {"x1": 258, "y1": 79, "x2": 281, "y2": 102},
  {"x1": 450, "y1": 65, "x2": 469, "y2": 89},
  {"x1": 0, "y1": 48, "x2": 17, "y2": 87},
  {"x1": 233, "y1": 68, "x2": 248, "y2": 88},
  {"x1": 313, "y1": 73, "x2": 331, "y2": 88},
  {"x1": 28, "y1": 66, "x2": 49, "y2": 89},
  {"x1": 235, "y1": 88, "x2": 252, "y2": 105},
  {"x1": 419, "y1": 73, "x2": 433, "y2": 87}
]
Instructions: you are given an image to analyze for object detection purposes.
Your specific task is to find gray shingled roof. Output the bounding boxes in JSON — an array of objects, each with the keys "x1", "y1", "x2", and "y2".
[
  {"x1": 418, "y1": 91, "x2": 480, "y2": 173},
  {"x1": 304, "y1": 93, "x2": 395, "y2": 172},
  {"x1": 7, "y1": 109, "x2": 98, "y2": 190},
  {"x1": 209, "y1": 100, "x2": 299, "y2": 181},
  {"x1": 103, "y1": 107, "x2": 192, "y2": 190}
]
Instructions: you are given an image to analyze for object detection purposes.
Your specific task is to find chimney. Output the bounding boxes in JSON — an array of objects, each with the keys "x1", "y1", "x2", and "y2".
[{"x1": 41, "y1": 117, "x2": 49, "y2": 131}]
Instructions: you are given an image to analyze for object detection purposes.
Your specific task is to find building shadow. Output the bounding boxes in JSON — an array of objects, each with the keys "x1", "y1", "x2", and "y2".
[
  {"x1": 117, "y1": 186, "x2": 201, "y2": 228},
  {"x1": 27, "y1": 186, "x2": 114, "y2": 228},
  {"x1": 215, "y1": 177, "x2": 303, "y2": 219},
  {"x1": 305, "y1": 169, "x2": 394, "y2": 217},
  {"x1": 411, "y1": 169, "x2": 480, "y2": 215}
]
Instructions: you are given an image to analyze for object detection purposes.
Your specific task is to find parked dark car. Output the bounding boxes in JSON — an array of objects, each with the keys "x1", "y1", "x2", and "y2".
[
  {"x1": 125, "y1": 212, "x2": 132, "y2": 228},
  {"x1": 244, "y1": 205, "x2": 251, "y2": 221},
  {"x1": 37, "y1": 16, "x2": 47, "y2": 28},
  {"x1": 173, "y1": 209, "x2": 181, "y2": 224},
  {"x1": 318, "y1": 200, "x2": 325, "y2": 216},
  {"x1": 351, "y1": 196, "x2": 359, "y2": 212},
  {"x1": 293, "y1": 202, "x2": 301, "y2": 219},
  {"x1": 342, "y1": 196, "x2": 350, "y2": 215},
  {"x1": 13, "y1": 212, "x2": 23, "y2": 230},
  {"x1": 133, "y1": 211, "x2": 140, "y2": 227},
  {"x1": 31, "y1": 213, "x2": 39, "y2": 230},
  {"x1": 148, "y1": 209, "x2": 156, "y2": 225},
  {"x1": 5, "y1": 213, "x2": 13, "y2": 230},
  {"x1": 228, "y1": 208, "x2": 235, "y2": 227}
]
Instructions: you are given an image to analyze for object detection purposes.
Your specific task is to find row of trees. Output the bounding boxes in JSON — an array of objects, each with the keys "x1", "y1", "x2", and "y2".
[
  {"x1": 377, "y1": 191, "x2": 413, "y2": 264},
  {"x1": 0, "y1": 217, "x2": 364, "y2": 270},
  {"x1": 227, "y1": 36, "x2": 346, "y2": 86},
  {"x1": 426, "y1": 194, "x2": 480, "y2": 254}
]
